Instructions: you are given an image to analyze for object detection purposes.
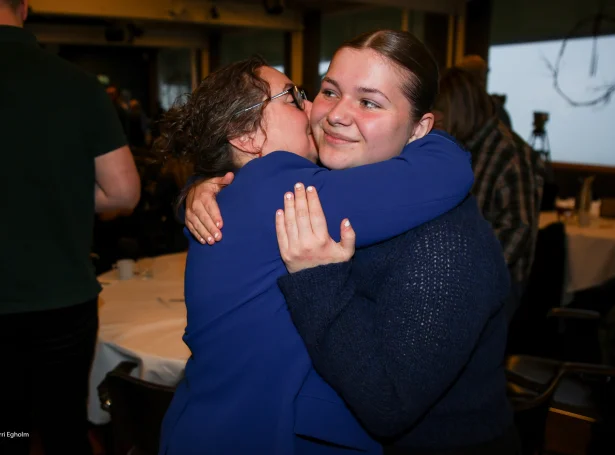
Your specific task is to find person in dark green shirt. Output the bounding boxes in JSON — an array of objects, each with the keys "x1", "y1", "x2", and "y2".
[{"x1": 0, "y1": 1, "x2": 140, "y2": 454}]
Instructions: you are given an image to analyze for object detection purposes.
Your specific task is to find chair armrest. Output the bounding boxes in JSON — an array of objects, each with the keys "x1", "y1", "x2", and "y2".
[
  {"x1": 97, "y1": 361, "x2": 139, "y2": 412},
  {"x1": 561, "y1": 362, "x2": 615, "y2": 376},
  {"x1": 547, "y1": 308, "x2": 601, "y2": 320},
  {"x1": 505, "y1": 355, "x2": 615, "y2": 412}
]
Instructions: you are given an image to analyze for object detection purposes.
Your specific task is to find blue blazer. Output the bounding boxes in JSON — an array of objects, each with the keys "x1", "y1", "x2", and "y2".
[{"x1": 159, "y1": 131, "x2": 473, "y2": 455}]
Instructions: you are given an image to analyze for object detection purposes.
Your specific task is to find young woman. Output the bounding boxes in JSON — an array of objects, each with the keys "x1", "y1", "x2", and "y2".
[
  {"x1": 157, "y1": 43, "x2": 473, "y2": 452},
  {"x1": 186, "y1": 31, "x2": 519, "y2": 455}
]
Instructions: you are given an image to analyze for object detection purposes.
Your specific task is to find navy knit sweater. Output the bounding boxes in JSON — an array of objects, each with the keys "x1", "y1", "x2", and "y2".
[{"x1": 278, "y1": 197, "x2": 514, "y2": 450}]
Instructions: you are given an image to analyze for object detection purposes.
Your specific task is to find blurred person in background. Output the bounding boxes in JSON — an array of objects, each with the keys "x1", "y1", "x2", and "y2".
[
  {"x1": 149, "y1": 101, "x2": 167, "y2": 141},
  {"x1": 106, "y1": 84, "x2": 131, "y2": 136},
  {"x1": 435, "y1": 67, "x2": 545, "y2": 320},
  {"x1": 128, "y1": 98, "x2": 149, "y2": 148},
  {"x1": 458, "y1": 54, "x2": 513, "y2": 130},
  {"x1": 0, "y1": 1, "x2": 140, "y2": 454}
]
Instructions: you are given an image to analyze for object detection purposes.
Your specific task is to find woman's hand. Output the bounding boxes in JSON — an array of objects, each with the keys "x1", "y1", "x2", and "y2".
[
  {"x1": 276, "y1": 183, "x2": 356, "y2": 273},
  {"x1": 185, "y1": 172, "x2": 234, "y2": 244}
]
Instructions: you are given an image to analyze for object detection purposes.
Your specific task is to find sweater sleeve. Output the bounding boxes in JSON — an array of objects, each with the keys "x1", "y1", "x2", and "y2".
[
  {"x1": 277, "y1": 246, "x2": 500, "y2": 438},
  {"x1": 308, "y1": 132, "x2": 474, "y2": 247}
]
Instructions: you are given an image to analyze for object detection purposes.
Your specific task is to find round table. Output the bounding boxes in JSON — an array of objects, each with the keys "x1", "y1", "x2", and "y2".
[
  {"x1": 539, "y1": 212, "x2": 615, "y2": 293},
  {"x1": 87, "y1": 252, "x2": 189, "y2": 424}
]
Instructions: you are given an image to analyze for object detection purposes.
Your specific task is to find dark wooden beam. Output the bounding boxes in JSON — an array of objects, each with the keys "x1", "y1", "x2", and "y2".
[
  {"x1": 423, "y1": 12, "x2": 449, "y2": 70},
  {"x1": 464, "y1": 0, "x2": 492, "y2": 61},
  {"x1": 301, "y1": 9, "x2": 322, "y2": 100},
  {"x1": 283, "y1": 31, "x2": 293, "y2": 79},
  {"x1": 208, "y1": 31, "x2": 221, "y2": 73}
]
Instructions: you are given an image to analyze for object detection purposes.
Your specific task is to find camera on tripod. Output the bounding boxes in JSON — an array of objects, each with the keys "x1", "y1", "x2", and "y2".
[
  {"x1": 528, "y1": 111, "x2": 551, "y2": 163},
  {"x1": 533, "y1": 111, "x2": 549, "y2": 136}
]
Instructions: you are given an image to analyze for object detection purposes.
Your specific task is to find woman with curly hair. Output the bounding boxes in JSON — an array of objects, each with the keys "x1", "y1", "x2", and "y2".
[{"x1": 158, "y1": 32, "x2": 511, "y2": 455}]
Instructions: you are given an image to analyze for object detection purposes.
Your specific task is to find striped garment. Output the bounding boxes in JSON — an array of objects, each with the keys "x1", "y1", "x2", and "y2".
[{"x1": 466, "y1": 116, "x2": 545, "y2": 285}]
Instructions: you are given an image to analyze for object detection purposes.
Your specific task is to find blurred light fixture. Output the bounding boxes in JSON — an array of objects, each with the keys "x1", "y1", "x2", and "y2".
[{"x1": 263, "y1": 0, "x2": 285, "y2": 15}]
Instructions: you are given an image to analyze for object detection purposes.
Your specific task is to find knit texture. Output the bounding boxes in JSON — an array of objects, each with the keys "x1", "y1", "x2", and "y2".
[{"x1": 278, "y1": 197, "x2": 514, "y2": 450}]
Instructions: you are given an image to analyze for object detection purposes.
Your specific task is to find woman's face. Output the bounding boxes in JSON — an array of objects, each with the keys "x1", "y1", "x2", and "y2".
[
  {"x1": 310, "y1": 48, "x2": 417, "y2": 170},
  {"x1": 252, "y1": 66, "x2": 317, "y2": 163}
]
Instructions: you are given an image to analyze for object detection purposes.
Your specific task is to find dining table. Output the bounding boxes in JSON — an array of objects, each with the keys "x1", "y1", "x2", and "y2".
[
  {"x1": 539, "y1": 212, "x2": 615, "y2": 294},
  {"x1": 87, "y1": 252, "x2": 189, "y2": 425}
]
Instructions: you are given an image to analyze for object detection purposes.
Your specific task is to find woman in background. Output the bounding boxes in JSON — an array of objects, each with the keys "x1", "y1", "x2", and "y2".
[{"x1": 435, "y1": 67, "x2": 545, "y2": 320}]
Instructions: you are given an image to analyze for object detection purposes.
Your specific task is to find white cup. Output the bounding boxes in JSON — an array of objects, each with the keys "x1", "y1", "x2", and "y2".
[
  {"x1": 590, "y1": 200, "x2": 602, "y2": 218},
  {"x1": 117, "y1": 259, "x2": 135, "y2": 280}
]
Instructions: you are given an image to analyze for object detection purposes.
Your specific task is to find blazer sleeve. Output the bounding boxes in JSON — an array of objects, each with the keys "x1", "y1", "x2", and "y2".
[
  {"x1": 175, "y1": 174, "x2": 207, "y2": 224},
  {"x1": 180, "y1": 131, "x2": 472, "y2": 247},
  {"x1": 305, "y1": 132, "x2": 474, "y2": 247}
]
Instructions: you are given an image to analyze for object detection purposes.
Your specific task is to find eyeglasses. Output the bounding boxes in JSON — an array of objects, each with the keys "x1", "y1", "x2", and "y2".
[{"x1": 234, "y1": 85, "x2": 307, "y2": 116}]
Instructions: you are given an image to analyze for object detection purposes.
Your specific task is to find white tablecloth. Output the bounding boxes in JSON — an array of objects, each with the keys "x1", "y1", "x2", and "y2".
[
  {"x1": 87, "y1": 252, "x2": 189, "y2": 424},
  {"x1": 539, "y1": 212, "x2": 615, "y2": 293}
]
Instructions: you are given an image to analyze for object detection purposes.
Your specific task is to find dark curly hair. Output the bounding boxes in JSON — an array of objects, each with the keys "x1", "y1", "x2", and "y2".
[{"x1": 155, "y1": 55, "x2": 272, "y2": 183}]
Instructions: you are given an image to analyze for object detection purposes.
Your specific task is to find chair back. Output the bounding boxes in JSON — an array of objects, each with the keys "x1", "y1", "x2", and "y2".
[
  {"x1": 508, "y1": 222, "x2": 566, "y2": 356},
  {"x1": 98, "y1": 361, "x2": 176, "y2": 455}
]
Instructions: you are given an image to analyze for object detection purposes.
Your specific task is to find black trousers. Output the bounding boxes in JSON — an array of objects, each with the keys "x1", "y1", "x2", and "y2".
[
  {"x1": 0, "y1": 299, "x2": 98, "y2": 455},
  {"x1": 384, "y1": 425, "x2": 522, "y2": 455}
]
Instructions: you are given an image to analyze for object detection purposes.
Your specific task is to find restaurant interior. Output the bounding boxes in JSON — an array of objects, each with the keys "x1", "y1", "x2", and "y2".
[{"x1": 8, "y1": 0, "x2": 615, "y2": 454}]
